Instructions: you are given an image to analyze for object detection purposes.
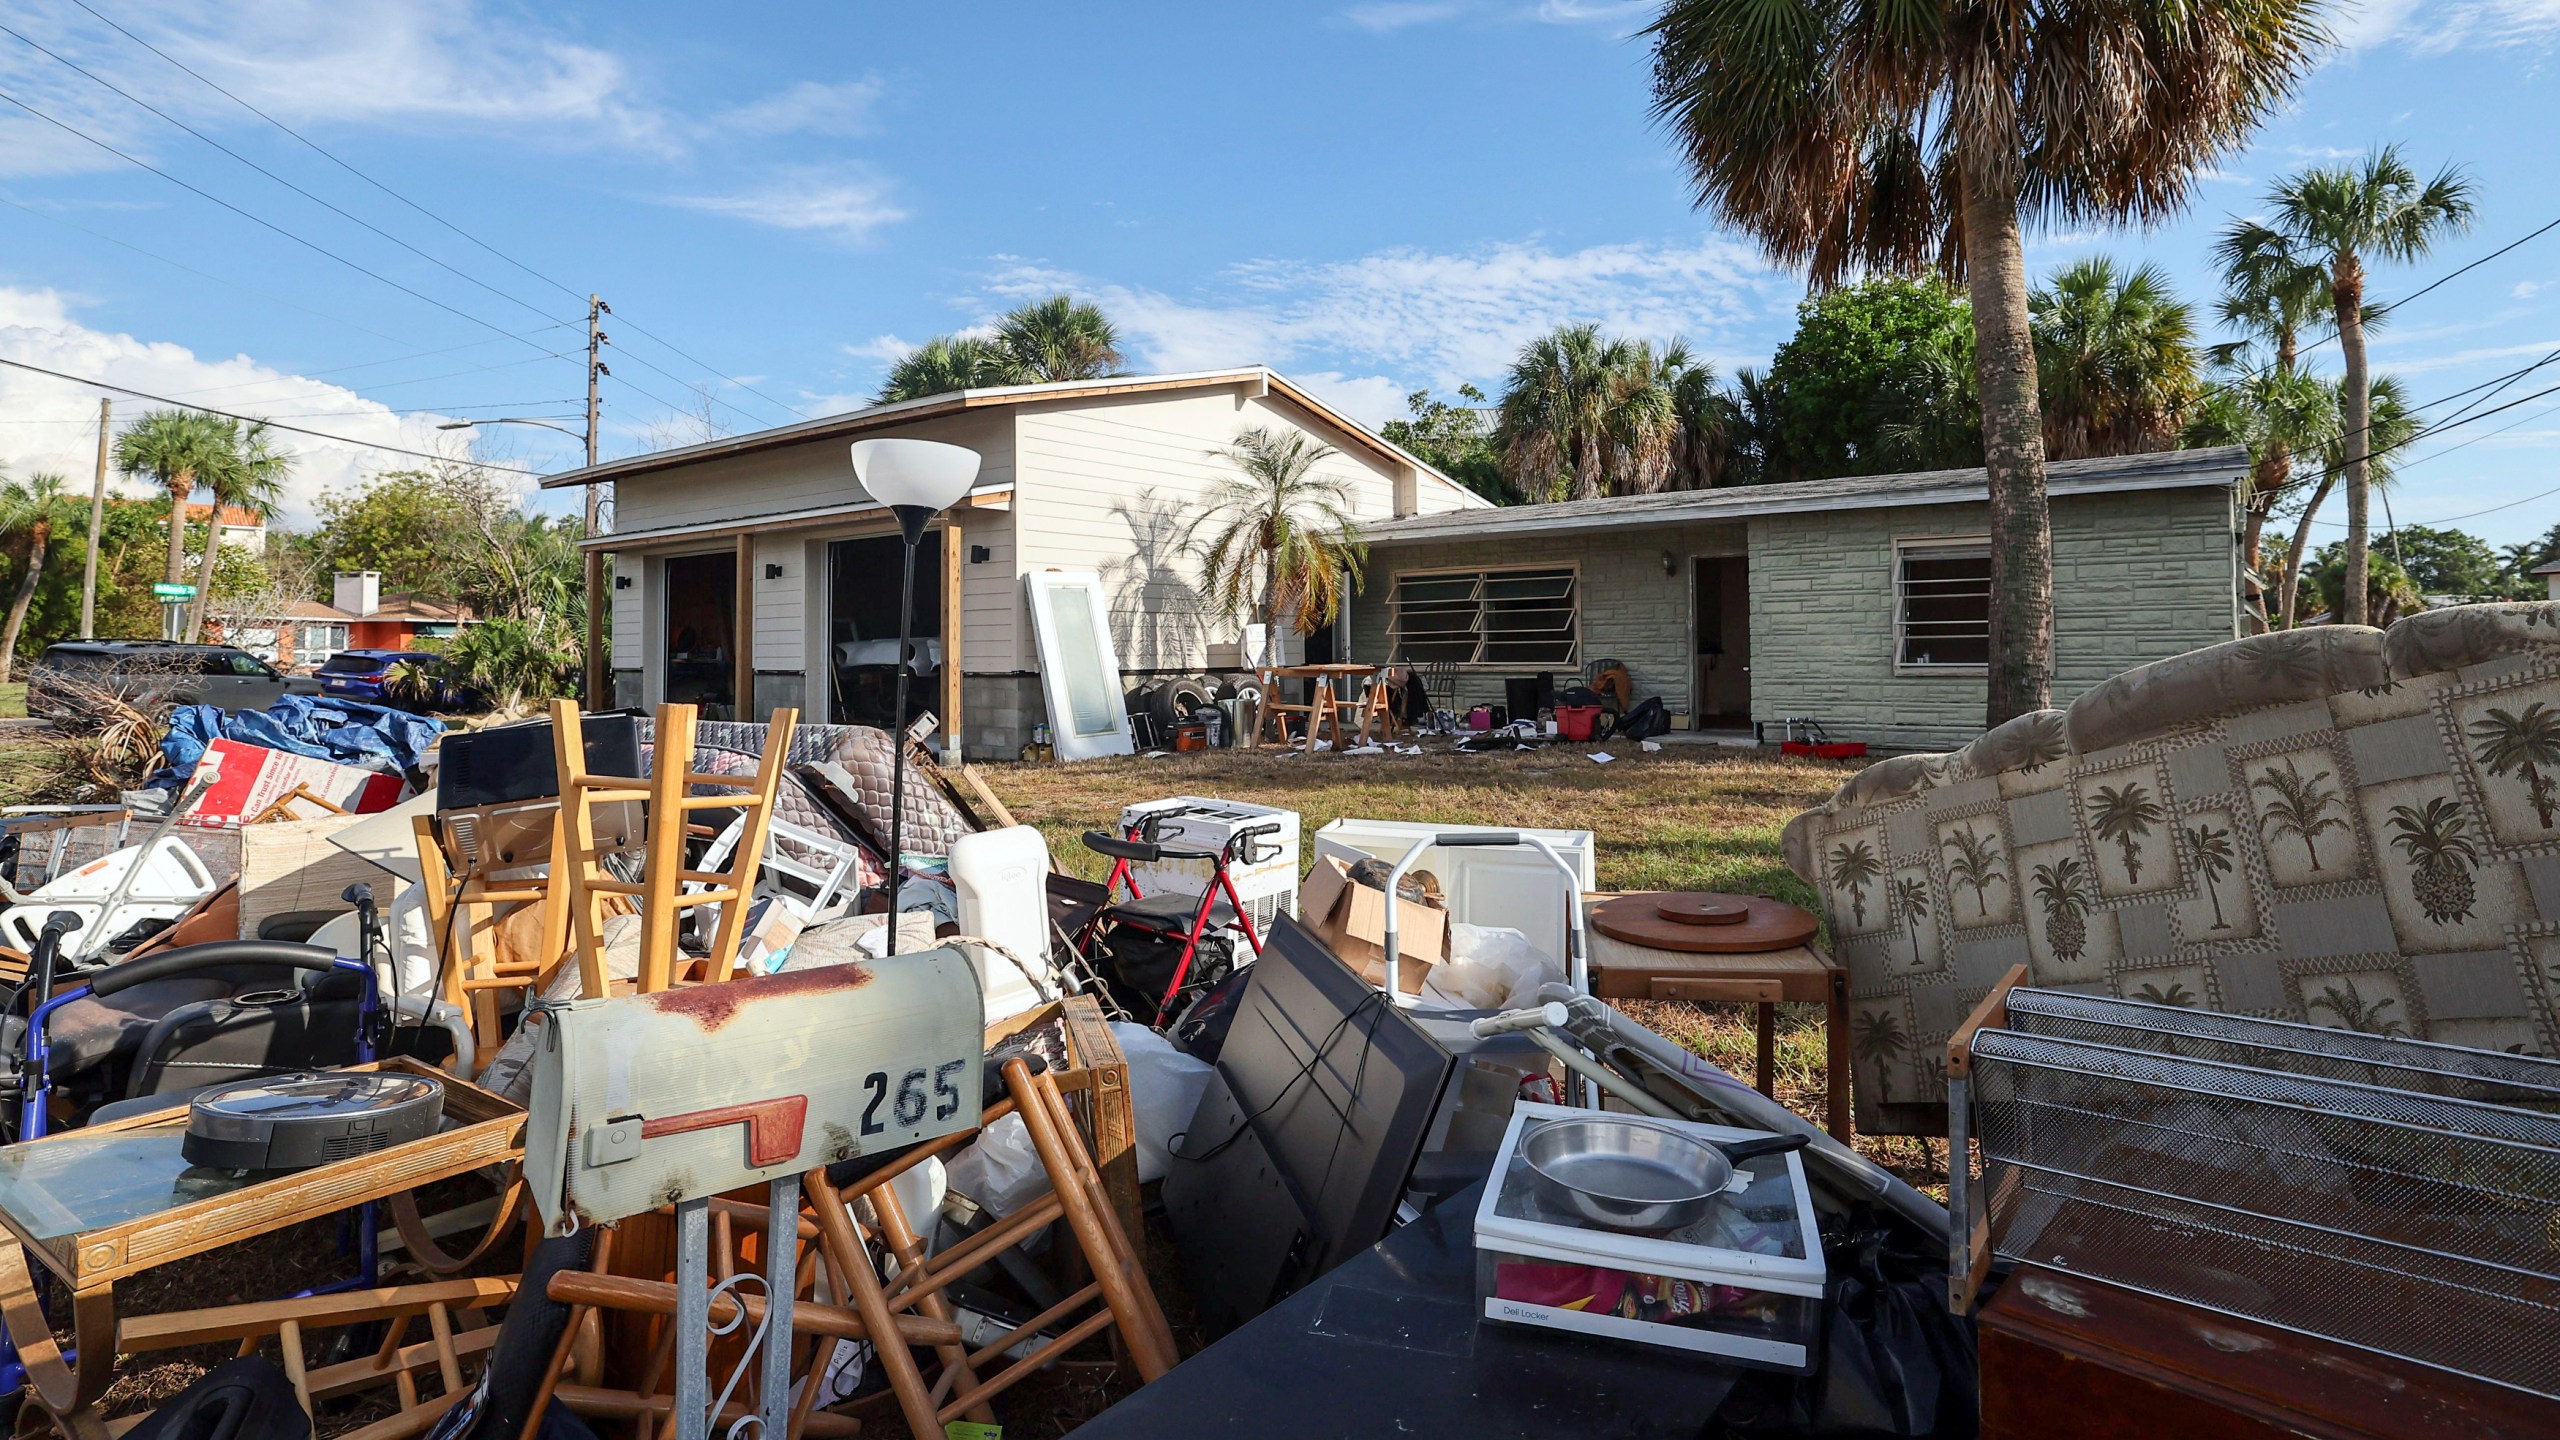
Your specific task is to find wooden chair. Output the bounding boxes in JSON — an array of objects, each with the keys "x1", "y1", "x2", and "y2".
[
  {"x1": 413, "y1": 811, "x2": 576, "y2": 1055},
  {"x1": 117, "y1": 1276, "x2": 520, "y2": 1440},
  {"x1": 801, "y1": 1057, "x2": 1179, "y2": 1438},
  {"x1": 551, "y1": 700, "x2": 799, "y2": 993}
]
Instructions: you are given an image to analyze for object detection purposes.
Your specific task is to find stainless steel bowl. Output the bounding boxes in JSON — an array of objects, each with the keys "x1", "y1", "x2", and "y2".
[{"x1": 1519, "y1": 1116, "x2": 1806, "y2": 1234}]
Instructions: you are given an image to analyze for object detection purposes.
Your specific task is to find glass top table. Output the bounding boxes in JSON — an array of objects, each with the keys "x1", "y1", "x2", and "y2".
[{"x1": 0, "y1": 1120, "x2": 261, "y2": 1243}]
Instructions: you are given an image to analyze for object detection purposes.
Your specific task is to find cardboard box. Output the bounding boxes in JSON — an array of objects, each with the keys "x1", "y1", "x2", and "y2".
[
  {"x1": 184, "y1": 738, "x2": 408, "y2": 827},
  {"x1": 1297, "y1": 854, "x2": 1445, "y2": 995}
]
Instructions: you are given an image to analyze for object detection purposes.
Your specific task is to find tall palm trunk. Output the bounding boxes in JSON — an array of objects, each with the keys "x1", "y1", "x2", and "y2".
[
  {"x1": 1962, "y1": 153, "x2": 2054, "y2": 726},
  {"x1": 161, "y1": 475, "x2": 192, "y2": 585},
  {"x1": 0, "y1": 521, "x2": 48, "y2": 686},
  {"x1": 185, "y1": 510, "x2": 227, "y2": 643},
  {"x1": 2333, "y1": 256, "x2": 2371, "y2": 627},
  {"x1": 2278, "y1": 470, "x2": 2336, "y2": 628}
]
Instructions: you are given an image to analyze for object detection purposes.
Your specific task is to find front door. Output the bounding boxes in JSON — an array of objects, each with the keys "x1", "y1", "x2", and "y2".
[
  {"x1": 1693, "y1": 556, "x2": 1751, "y2": 726},
  {"x1": 663, "y1": 551, "x2": 738, "y2": 715}
]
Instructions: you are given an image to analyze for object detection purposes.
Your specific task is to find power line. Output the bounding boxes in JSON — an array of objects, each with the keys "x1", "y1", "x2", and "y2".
[
  {"x1": 0, "y1": 190, "x2": 414, "y2": 346},
  {"x1": 0, "y1": 22, "x2": 572, "y2": 336},
  {"x1": 0, "y1": 355, "x2": 540, "y2": 473},
  {"x1": 0, "y1": 81, "x2": 544, "y2": 351},
  {"x1": 68, "y1": 0, "x2": 811, "y2": 427},
  {"x1": 162, "y1": 325, "x2": 577, "y2": 398}
]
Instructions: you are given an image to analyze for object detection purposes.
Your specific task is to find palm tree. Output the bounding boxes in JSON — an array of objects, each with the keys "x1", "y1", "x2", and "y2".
[
  {"x1": 2088, "y1": 781, "x2": 2167, "y2": 885},
  {"x1": 113, "y1": 409, "x2": 239, "y2": 589},
  {"x1": 874, "y1": 335, "x2": 1008, "y2": 403},
  {"x1": 2468, "y1": 702, "x2": 2560, "y2": 829},
  {"x1": 1893, "y1": 876, "x2": 1931, "y2": 968},
  {"x1": 2199, "y1": 219, "x2": 2336, "y2": 613},
  {"x1": 1851, "y1": 1007, "x2": 1912, "y2": 1096},
  {"x1": 994, "y1": 294, "x2": 1122, "y2": 383},
  {"x1": 1942, "y1": 823, "x2": 2007, "y2": 919},
  {"x1": 2183, "y1": 362, "x2": 2339, "y2": 629},
  {"x1": 2134, "y1": 980, "x2": 2200, "y2": 1007},
  {"x1": 2307, "y1": 976, "x2": 2407, "y2": 1037},
  {"x1": 1647, "y1": 0, "x2": 2328, "y2": 728},
  {"x1": 2029, "y1": 259, "x2": 2202, "y2": 460},
  {"x1": 184, "y1": 422, "x2": 289, "y2": 643},
  {"x1": 2274, "y1": 375, "x2": 2421, "y2": 628},
  {"x1": 1194, "y1": 427, "x2": 1366, "y2": 640},
  {"x1": 1825, "y1": 839, "x2": 1883, "y2": 928},
  {"x1": 1495, "y1": 325, "x2": 1679, "y2": 501},
  {"x1": 2183, "y1": 821, "x2": 2237, "y2": 931},
  {"x1": 1661, "y1": 344, "x2": 1739, "y2": 490},
  {"x1": 2252, "y1": 757, "x2": 2348, "y2": 870},
  {"x1": 2263, "y1": 147, "x2": 2476, "y2": 625},
  {"x1": 0, "y1": 473, "x2": 71, "y2": 685}
]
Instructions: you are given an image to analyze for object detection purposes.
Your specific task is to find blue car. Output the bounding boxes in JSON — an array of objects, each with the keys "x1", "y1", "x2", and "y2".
[{"x1": 316, "y1": 649, "x2": 484, "y2": 713}]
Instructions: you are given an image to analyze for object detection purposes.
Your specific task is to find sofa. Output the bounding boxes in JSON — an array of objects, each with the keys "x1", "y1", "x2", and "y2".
[{"x1": 1782, "y1": 601, "x2": 2560, "y2": 1135}]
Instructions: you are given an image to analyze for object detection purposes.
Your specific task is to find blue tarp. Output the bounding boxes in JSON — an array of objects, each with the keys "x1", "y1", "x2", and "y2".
[{"x1": 156, "y1": 694, "x2": 446, "y2": 787}]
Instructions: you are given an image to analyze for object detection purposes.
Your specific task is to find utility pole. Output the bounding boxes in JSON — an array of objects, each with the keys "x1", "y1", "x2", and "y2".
[
  {"x1": 80, "y1": 397, "x2": 108, "y2": 638},
  {"x1": 584, "y1": 294, "x2": 610, "y2": 710}
]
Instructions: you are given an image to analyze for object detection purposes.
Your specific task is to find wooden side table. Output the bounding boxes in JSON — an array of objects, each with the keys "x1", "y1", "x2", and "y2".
[{"x1": 1584, "y1": 917, "x2": 1852, "y2": 1142}]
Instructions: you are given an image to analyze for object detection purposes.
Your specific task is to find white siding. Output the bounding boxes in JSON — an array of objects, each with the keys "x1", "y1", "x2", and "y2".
[
  {"x1": 611, "y1": 411, "x2": 1016, "y2": 539},
  {"x1": 1011, "y1": 387, "x2": 1422, "y2": 672}
]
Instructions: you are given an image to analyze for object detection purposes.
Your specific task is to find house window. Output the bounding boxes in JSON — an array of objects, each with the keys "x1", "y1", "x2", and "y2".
[
  {"x1": 1389, "y1": 567, "x2": 1578, "y2": 667},
  {"x1": 1896, "y1": 541, "x2": 1991, "y2": 669}
]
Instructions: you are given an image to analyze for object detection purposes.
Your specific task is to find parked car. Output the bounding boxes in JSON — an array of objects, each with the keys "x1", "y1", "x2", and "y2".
[
  {"x1": 315, "y1": 649, "x2": 486, "y2": 713},
  {"x1": 29, "y1": 641, "x2": 323, "y2": 719}
]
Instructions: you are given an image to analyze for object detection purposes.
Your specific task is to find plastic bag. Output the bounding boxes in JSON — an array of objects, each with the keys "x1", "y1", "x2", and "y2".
[
  {"x1": 1110, "y1": 1021, "x2": 1215, "y2": 1184},
  {"x1": 942, "y1": 1113, "x2": 1049, "y2": 1217},
  {"x1": 1421, "y1": 923, "x2": 1563, "y2": 1012}
]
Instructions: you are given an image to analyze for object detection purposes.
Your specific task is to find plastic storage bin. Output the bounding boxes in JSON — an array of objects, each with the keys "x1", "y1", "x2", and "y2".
[{"x1": 1473, "y1": 1103, "x2": 1827, "y2": 1372}]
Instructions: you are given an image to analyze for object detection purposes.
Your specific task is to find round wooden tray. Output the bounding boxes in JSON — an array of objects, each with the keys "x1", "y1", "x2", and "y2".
[{"x1": 1588, "y1": 891, "x2": 1820, "y2": 954}]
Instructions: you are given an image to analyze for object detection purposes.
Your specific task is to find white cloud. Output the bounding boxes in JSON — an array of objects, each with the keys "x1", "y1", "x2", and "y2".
[
  {"x1": 1531, "y1": 0, "x2": 1652, "y2": 27},
  {"x1": 1342, "y1": 2, "x2": 1463, "y2": 30},
  {"x1": 2518, "y1": 280, "x2": 2549, "y2": 299},
  {"x1": 665, "y1": 167, "x2": 908, "y2": 242},
  {"x1": 968, "y1": 237, "x2": 1791, "y2": 397},
  {"x1": 1292, "y1": 372, "x2": 1412, "y2": 428},
  {"x1": 0, "y1": 285, "x2": 520, "y2": 522},
  {"x1": 843, "y1": 334, "x2": 914, "y2": 364},
  {"x1": 2340, "y1": 0, "x2": 2560, "y2": 51},
  {"x1": 2366, "y1": 337, "x2": 2560, "y2": 375},
  {"x1": 0, "y1": 0, "x2": 676, "y2": 174},
  {"x1": 712, "y1": 78, "x2": 884, "y2": 138}
]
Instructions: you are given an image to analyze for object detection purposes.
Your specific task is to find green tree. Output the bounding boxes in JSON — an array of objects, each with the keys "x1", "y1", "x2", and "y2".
[
  {"x1": 2365, "y1": 524, "x2": 2510, "y2": 599},
  {"x1": 112, "y1": 409, "x2": 239, "y2": 589},
  {"x1": 994, "y1": 294, "x2": 1122, "y2": 382},
  {"x1": 2199, "y1": 217, "x2": 2338, "y2": 607},
  {"x1": 2029, "y1": 258, "x2": 2201, "y2": 461},
  {"x1": 1647, "y1": 0, "x2": 2329, "y2": 728},
  {"x1": 2262, "y1": 146, "x2": 2476, "y2": 625},
  {"x1": 1194, "y1": 427, "x2": 1366, "y2": 637},
  {"x1": 1494, "y1": 324, "x2": 1678, "y2": 501},
  {"x1": 1380, "y1": 385, "x2": 1509, "y2": 503},
  {"x1": 184, "y1": 422, "x2": 290, "y2": 643},
  {"x1": 0, "y1": 474, "x2": 73, "y2": 684},
  {"x1": 2275, "y1": 375, "x2": 2422, "y2": 629},
  {"x1": 1754, "y1": 279, "x2": 1979, "y2": 482},
  {"x1": 1661, "y1": 345, "x2": 1741, "y2": 491},
  {"x1": 875, "y1": 335, "x2": 1008, "y2": 406},
  {"x1": 874, "y1": 295, "x2": 1123, "y2": 402}
]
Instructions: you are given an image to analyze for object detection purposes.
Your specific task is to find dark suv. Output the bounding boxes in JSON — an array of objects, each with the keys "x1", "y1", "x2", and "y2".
[{"x1": 29, "y1": 641, "x2": 323, "y2": 719}]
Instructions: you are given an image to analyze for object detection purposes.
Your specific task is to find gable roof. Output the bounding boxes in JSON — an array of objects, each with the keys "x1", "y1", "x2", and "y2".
[
  {"x1": 538, "y1": 366, "x2": 1490, "y2": 509},
  {"x1": 1359, "y1": 445, "x2": 2250, "y2": 546}
]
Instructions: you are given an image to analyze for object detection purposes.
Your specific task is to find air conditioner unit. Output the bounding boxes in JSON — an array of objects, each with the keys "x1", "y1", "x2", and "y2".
[{"x1": 1116, "y1": 796, "x2": 1301, "y2": 936}]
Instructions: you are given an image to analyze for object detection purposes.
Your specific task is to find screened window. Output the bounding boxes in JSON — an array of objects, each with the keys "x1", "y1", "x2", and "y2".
[
  {"x1": 1897, "y1": 542, "x2": 1991, "y2": 668},
  {"x1": 1389, "y1": 567, "x2": 1578, "y2": 667}
]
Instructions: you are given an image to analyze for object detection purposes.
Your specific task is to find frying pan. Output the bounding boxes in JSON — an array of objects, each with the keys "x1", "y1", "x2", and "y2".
[{"x1": 1521, "y1": 1116, "x2": 1809, "y2": 1234}]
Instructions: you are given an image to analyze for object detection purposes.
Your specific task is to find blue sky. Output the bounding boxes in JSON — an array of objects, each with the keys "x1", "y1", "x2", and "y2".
[{"x1": 1, "y1": 1, "x2": 2556, "y2": 549}]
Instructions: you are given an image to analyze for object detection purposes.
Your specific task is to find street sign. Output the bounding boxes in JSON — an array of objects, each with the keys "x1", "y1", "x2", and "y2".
[{"x1": 151, "y1": 583, "x2": 198, "y2": 600}]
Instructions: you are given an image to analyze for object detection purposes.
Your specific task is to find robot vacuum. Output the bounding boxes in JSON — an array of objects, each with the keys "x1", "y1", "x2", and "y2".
[{"x1": 183, "y1": 1071, "x2": 446, "y2": 1171}]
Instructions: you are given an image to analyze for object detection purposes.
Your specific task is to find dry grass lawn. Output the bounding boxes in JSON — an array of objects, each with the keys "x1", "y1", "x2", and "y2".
[{"x1": 978, "y1": 742, "x2": 1950, "y2": 1194}]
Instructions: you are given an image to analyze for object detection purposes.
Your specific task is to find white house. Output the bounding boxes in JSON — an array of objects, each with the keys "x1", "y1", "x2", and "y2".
[{"x1": 540, "y1": 368, "x2": 1487, "y2": 757}]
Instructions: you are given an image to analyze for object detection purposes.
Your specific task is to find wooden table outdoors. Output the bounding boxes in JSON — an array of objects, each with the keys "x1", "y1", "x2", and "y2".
[
  {"x1": 1582, "y1": 897, "x2": 1853, "y2": 1141},
  {"x1": 1249, "y1": 663, "x2": 1383, "y2": 752},
  {"x1": 0, "y1": 1059, "x2": 523, "y2": 1439}
]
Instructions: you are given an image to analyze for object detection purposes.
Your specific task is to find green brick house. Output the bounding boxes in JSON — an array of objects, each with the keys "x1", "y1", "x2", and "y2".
[{"x1": 1343, "y1": 446, "x2": 2249, "y2": 753}]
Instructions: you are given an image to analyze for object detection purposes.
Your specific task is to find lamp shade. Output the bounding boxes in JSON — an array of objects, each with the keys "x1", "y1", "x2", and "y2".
[{"x1": 850, "y1": 438, "x2": 979, "y2": 512}]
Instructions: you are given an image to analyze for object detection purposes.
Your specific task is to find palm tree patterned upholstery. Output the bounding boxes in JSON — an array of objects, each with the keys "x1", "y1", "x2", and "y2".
[{"x1": 1784, "y1": 601, "x2": 2560, "y2": 1135}]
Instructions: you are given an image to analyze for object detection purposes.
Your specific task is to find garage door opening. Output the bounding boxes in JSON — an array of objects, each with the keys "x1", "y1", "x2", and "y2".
[
  {"x1": 663, "y1": 551, "x2": 737, "y2": 715},
  {"x1": 827, "y1": 533, "x2": 943, "y2": 729}
]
